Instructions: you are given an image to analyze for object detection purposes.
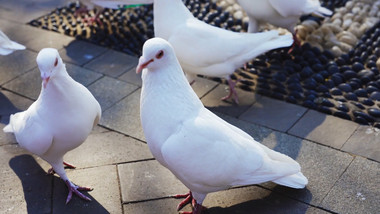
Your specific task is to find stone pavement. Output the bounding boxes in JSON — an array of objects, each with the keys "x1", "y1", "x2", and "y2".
[{"x1": 0, "y1": 1, "x2": 379, "y2": 214}]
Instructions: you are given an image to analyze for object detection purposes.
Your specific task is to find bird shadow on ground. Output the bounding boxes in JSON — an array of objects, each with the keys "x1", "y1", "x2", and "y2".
[
  {"x1": 0, "y1": 92, "x2": 22, "y2": 125},
  {"x1": 206, "y1": 186, "x2": 312, "y2": 214},
  {"x1": 9, "y1": 155, "x2": 109, "y2": 214}
]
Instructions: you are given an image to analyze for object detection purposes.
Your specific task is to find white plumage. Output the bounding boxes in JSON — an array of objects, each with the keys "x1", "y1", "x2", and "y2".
[
  {"x1": 0, "y1": 29, "x2": 25, "y2": 55},
  {"x1": 3, "y1": 48, "x2": 101, "y2": 204},
  {"x1": 93, "y1": 0, "x2": 293, "y2": 103},
  {"x1": 138, "y1": 38, "x2": 308, "y2": 214},
  {"x1": 236, "y1": 0, "x2": 333, "y2": 33}
]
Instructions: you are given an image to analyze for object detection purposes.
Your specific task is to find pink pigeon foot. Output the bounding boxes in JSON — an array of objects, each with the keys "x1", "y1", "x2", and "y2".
[
  {"x1": 221, "y1": 79, "x2": 240, "y2": 104},
  {"x1": 82, "y1": 12, "x2": 103, "y2": 26},
  {"x1": 65, "y1": 180, "x2": 93, "y2": 204},
  {"x1": 47, "y1": 162, "x2": 76, "y2": 175},
  {"x1": 288, "y1": 29, "x2": 301, "y2": 54},
  {"x1": 174, "y1": 191, "x2": 205, "y2": 214}
]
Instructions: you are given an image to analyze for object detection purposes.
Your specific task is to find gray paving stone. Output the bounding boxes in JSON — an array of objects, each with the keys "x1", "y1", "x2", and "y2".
[
  {"x1": 217, "y1": 114, "x2": 354, "y2": 206},
  {"x1": 0, "y1": 3, "x2": 52, "y2": 24},
  {"x1": 0, "y1": 90, "x2": 34, "y2": 117},
  {"x1": 0, "y1": 145, "x2": 52, "y2": 214},
  {"x1": 191, "y1": 76, "x2": 218, "y2": 98},
  {"x1": 0, "y1": 123, "x2": 17, "y2": 146},
  {"x1": 64, "y1": 131, "x2": 153, "y2": 168},
  {"x1": 100, "y1": 89, "x2": 144, "y2": 140},
  {"x1": 3, "y1": 63, "x2": 102, "y2": 101},
  {"x1": 341, "y1": 126, "x2": 380, "y2": 162},
  {"x1": 123, "y1": 198, "x2": 192, "y2": 214},
  {"x1": 239, "y1": 96, "x2": 307, "y2": 132},
  {"x1": 201, "y1": 84, "x2": 259, "y2": 118},
  {"x1": 118, "y1": 160, "x2": 188, "y2": 203},
  {"x1": 320, "y1": 157, "x2": 379, "y2": 214},
  {"x1": 66, "y1": 63, "x2": 103, "y2": 86},
  {"x1": 205, "y1": 186, "x2": 312, "y2": 214},
  {"x1": 3, "y1": 68, "x2": 41, "y2": 100},
  {"x1": 84, "y1": 49, "x2": 138, "y2": 78},
  {"x1": 0, "y1": 50, "x2": 37, "y2": 85},
  {"x1": 289, "y1": 110, "x2": 359, "y2": 149},
  {"x1": 88, "y1": 76, "x2": 139, "y2": 111},
  {"x1": 118, "y1": 67, "x2": 142, "y2": 86},
  {"x1": 0, "y1": 20, "x2": 74, "y2": 52},
  {"x1": 52, "y1": 165, "x2": 122, "y2": 214},
  {"x1": 58, "y1": 40, "x2": 108, "y2": 66}
]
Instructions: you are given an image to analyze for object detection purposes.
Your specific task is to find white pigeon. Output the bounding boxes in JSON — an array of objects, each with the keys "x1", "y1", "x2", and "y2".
[
  {"x1": 78, "y1": 0, "x2": 149, "y2": 25},
  {"x1": 138, "y1": 38, "x2": 308, "y2": 214},
  {"x1": 0, "y1": 29, "x2": 25, "y2": 55},
  {"x1": 3, "y1": 48, "x2": 101, "y2": 204},
  {"x1": 236, "y1": 0, "x2": 332, "y2": 47},
  {"x1": 92, "y1": 0, "x2": 293, "y2": 104}
]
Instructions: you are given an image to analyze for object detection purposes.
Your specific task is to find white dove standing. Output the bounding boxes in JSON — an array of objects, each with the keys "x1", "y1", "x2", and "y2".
[
  {"x1": 138, "y1": 38, "x2": 308, "y2": 214},
  {"x1": 3, "y1": 48, "x2": 101, "y2": 204},
  {"x1": 236, "y1": 0, "x2": 332, "y2": 47},
  {"x1": 92, "y1": 0, "x2": 293, "y2": 104},
  {"x1": 0, "y1": 29, "x2": 25, "y2": 55}
]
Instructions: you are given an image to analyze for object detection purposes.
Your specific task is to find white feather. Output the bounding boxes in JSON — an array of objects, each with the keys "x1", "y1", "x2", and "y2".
[{"x1": 0, "y1": 29, "x2": 25, "y2": 55}]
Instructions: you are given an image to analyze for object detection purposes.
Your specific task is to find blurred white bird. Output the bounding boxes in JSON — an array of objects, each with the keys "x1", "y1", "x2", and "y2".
[
  {"x1": 3, "y1": 48, "x2": 101, "y2": 204},
  {"x1": 93, "y1": 0, "x2": 293, "y2": 104},
  {"x1": 0, "y1": 29, "x2": 25, "y2": 55},
  {"x1": 236, "y1": 0, "x2": 332, "y2": 50},
  {"x1": 77, "y1": 0, "x2": 149, "y2": 25},
  {"x1": 138, "y1": 38, "x2": 308, "y2": 214}
]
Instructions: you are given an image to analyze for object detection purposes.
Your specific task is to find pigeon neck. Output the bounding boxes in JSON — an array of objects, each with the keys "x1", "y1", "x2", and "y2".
[{"x1": 154, "y1": 0, "x2": 194, "y2": 38}]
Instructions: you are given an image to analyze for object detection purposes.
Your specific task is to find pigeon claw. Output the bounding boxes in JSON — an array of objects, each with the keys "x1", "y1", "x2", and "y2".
[
  {"x1": 63, "y1": 161, "x2": 76, "y2": 169},
  {"x1": 221, "y1": 79, "x2": 240, "y2": 104},
  {"x1": 174, "y1": 191, "x2": 192, "y2": 211},
  {"x1": 174, "y1": 191, "x2": 205, "y2": 214},
  {"x1": 65, "y1": 180, "x2": 93, "y2": 204}
]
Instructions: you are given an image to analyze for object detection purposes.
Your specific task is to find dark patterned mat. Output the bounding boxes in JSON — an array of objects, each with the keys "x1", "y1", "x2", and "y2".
[{"x1": 29, "y1": 0, "x2": 380, "y2": 127}]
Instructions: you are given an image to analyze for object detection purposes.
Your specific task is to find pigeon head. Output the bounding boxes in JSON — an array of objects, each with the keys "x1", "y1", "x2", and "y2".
[
  {"x1": 36, "y1": 48, "x2": 62, "y2": 88},
  {"x1": 136, "y1": 38, "x2": 176, "y2": 74}
]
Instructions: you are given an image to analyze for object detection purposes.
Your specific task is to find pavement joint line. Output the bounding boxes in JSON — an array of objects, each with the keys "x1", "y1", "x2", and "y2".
[
  {"x1": 285, "y1": 109, "x2": 310, "y2": 133},
  {"x1": 318, "y1": 157, "x2": 356, "y2": 207}
]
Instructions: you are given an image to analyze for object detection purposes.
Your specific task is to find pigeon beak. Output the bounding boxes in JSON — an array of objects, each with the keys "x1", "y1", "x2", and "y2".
[
  {"x1": 136, "y1": 57, "x2": 154, "y2": 74},
  {"x1": 42, "y1": 77, "x2": 50, "y2": 88},
  {"x1": 41, "y1": 72, "x2": 50, "y2": 88}
]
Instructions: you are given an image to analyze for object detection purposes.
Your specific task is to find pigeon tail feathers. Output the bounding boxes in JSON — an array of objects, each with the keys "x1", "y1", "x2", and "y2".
[
  {"x1": 273, "y1": 172, "x2": 308, "y2": 189},
  {"x1": 3, "y1": 124, "x2": 13, "y2": 133},
  {"x1": 240, "y1": 32, "x2": 292, "y2": 63}
]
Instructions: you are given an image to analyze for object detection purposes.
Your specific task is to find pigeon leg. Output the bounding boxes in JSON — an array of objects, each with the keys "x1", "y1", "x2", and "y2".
[
  {"x1": 288, "y1": 29, "x2": 301, "y2": 54},
  {"x1": 47, "y1": 162, "x2": 76, "y2": 175},
  {"x1": 65, "y1": 180, "x2": 93, "y2": 204},
  {"x1": 221, "y1": 79, "x2": 240, "y2": 104},
  {"x1": 84, "y1": 11, "x2": 104, "y2": 26},
  {"x1": 179, "y1": 200, "x2": 205, "y2": 214}
]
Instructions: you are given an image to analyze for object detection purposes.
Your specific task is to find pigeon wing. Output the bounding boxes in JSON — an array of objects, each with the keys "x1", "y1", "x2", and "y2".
[
  {"x1": 7, "y1": 108, "x2": 53, "y2": 156},
  {"x1": 168, "y1": 19, "x2": 259, "y2": 69}
]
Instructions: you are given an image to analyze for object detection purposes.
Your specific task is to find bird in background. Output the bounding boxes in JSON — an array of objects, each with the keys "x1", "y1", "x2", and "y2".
[
  {"x1": 0, "y1": 29, "x2": 26, "y2": 55},
  {"x1": 138, "y1": 37, "x2": 308, "y2": 214},
  {"x1": 91, "y1": 0, "x2": 293, "y2": 104},
  {"x1": 76, "y1": 0, "x2": 146, "y2": 25},
  {"x1": 236, "y1": 0, "x2": 332, "y2": 50},
  {"x1": 3, "y1": 48, "x2": 102, "y2": 204}
]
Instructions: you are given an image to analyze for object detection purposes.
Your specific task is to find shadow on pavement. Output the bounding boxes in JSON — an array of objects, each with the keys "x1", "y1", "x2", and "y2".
[{"x1": 9, "y1": 154, "x2": 110, "y2": 214}]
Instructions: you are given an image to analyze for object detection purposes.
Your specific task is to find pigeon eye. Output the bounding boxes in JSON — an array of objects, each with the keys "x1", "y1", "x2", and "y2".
[
  {"x1": 54, "y1": 58, "x2": 58, "y2": 67},
  {"x1": 156, "y1": 50, "x2": 164, "y2": 59}
]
